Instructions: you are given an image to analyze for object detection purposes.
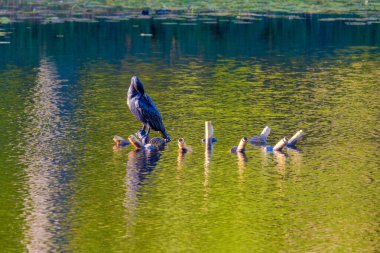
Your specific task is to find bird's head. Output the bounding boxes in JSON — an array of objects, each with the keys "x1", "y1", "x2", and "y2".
[{"x1": 131, "y1": 76, "x2": 145, "y2": 95}]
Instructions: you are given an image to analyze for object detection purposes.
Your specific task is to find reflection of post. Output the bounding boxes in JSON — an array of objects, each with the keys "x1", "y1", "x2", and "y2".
[
  {"x1": 274, "y1": 152, "x2": 286, "y2": 177},
  {"x1": 287, "y1": 148, "x2": 303, "y2": 175},
  {"x1": 204, "y1": 140, "x2": 212, "y2": 211},
  {"x1": 177, "y1": 138, "x2": 190, "y2": 182},
  {"x1": 203, "y1": 121, "x2": 215, "y2": 211},
  {"x1": 274, "y1": 151, "x2": 287, "y2": 194},
  {"x1": 177, "y1": 151, "x2": 186, "y2": 182},
  {"x1": 237, "y1": 152, "x2": 247, "y2": 185}
]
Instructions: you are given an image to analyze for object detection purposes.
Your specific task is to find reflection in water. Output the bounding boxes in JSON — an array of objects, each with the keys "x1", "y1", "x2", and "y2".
[
  {"x1": 124, "y1": 149, "x2": 161, "y2": 234},
  {"x1": 20, "y1": 58, "x2": 77, "y2": 252},
  {"x1": 274, "y1": 151, "x2": 287, "y2": 194},
  {"x1": 237, "y1": 152, "x2": 247, "y2": 186},
  {"x1": 203, "y1": 141, "x2": 214, "y2": 211},
  {"x1": 287, "y1": 148, "x2": 303, "y2": 175},
  {"x1": 177, "y1": 151, "x2": 187, "y2": 182}
]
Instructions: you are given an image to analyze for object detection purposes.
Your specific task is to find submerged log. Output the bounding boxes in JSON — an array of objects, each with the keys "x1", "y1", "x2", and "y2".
[
  {"x1": 273, "y1": 137, "x2": 288, "y2": 151},
  {"x1": 287, "y1": 130, "x2": 304, "y2": 147},
  {"x1": 128, "y1": 135, "x2": 143, "y2": 150},
  {"x1": 113, "y1": 135, "x2": 129, "y2": 150},
  {"x1": 113, "y1": 135, "x2": 129, "y2": 147},
  {"x1": 146, "y1": 137, "x2": 166, "y2": 151},
  {"x1": 128, "y1": 134, "x2": 166, "y2": 151}
]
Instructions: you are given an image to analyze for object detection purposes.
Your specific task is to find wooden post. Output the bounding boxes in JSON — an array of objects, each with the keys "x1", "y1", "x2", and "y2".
[
  {"x1": 128, "y1": 135, "x2": 143, "y2": 150},
  {"x1": 231, "y1": 137, "x2": 248, "y2": 153},
  {"x1": 260, "y1": 126, "x2": 271, "y2": 138},
  {"x1": 287, "y1": 130, "x2": 304, "y2": 146},
  {"x1": 113, "y1": 135, "x2": 129, "y2": 147},
  {"x1": 273, "y1": 137, "x2": 288, "y2": 151},
  {"x1": 237, "y1": 137, "x2": 248, "y2": 152},
  {"x1": 250, "y1": 126, "x2": 271, "y2": 145},
  {"x1": 205, "y1": 121, "x2": 214, "y2": 141},
  {"x1": 178, "y1": 138, "x2": 186, "y2": 150},
  {"x1": 178, "y1": 138, "x2": 192, "y2": 153}
]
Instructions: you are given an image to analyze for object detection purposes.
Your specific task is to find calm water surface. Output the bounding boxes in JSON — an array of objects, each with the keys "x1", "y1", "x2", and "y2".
[{"x1": 0, "y1": 14, "x2": 379, "y2": 252}]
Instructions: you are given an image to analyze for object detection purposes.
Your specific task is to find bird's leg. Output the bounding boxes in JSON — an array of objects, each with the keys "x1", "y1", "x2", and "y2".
[
  {"x1": 141, "y1": 127, "x2": 151, "y2": 145},
  {"x1": 136, "y1": 125, "x2": 147, "y2": 140}
]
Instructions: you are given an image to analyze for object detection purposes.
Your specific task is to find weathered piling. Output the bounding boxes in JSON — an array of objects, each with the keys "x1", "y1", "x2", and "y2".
[
  {"x1": 203, "y1": 121, "x2": 217, "y2": 143},
  {"x1": 178, "y1": 138, "x2": 192, "y2": 153},
  {"x1": 287, "y1": 130, "x2": 304, "y2": 146},
  {"x1": 237, "y1": 137, "x2": 248, "y2": 152},
  {"x1": 273, "y1": 137, "x2": 288, "y2": 151},
  {"x1": 204, "y1": 121, "x2": 215, "y2": 199},
  {"x1": 260, "y1": 126, "x2": 271, "y2": 138},
  {"x1": 205, "y1": 121, "x2": 213, "y2": 141},
  {"x1": 230, "y1": 137, "x2": 248, "y2": 153},
  {"x1": 250, "y1": 126, "x2": 271, "y2": 145},
  {"x1": 113, "y1": 135, "x2": 129, "y2": 147},
  {"x1": 128, "y1": 135, "x2": 143, "y2": 150}
]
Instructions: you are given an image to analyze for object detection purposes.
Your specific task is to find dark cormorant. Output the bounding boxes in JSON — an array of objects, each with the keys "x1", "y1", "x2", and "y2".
[{"x1": 127, "y1": 76, "x2": 171, "y2": 143}]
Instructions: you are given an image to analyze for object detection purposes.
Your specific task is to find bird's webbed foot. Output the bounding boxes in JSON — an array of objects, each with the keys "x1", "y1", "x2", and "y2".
[
  {"x1": 136, "y1": 129, "x2": 150, "y2": 145},
  {"x1": 141, "y1": 135, "x2": 150, "y2": 145}
]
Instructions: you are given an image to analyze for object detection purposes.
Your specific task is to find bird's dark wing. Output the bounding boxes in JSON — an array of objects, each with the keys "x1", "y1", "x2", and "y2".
[{"x1": 135, "y1": 94, "x2": 165, "y2": 132}]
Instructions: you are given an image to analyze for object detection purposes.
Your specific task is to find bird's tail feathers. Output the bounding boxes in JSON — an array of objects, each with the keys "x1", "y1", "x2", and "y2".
[{"x1": 161, "y1": 131, "x2": 171, "y2": 142}]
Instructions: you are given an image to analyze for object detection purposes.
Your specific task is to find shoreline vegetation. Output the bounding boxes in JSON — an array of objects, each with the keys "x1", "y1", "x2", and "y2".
[{"x1": 0, "y1": 0, "x2": 379, "y2": 24}]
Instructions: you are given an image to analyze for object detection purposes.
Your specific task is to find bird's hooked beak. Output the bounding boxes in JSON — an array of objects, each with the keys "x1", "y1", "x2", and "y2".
[{"x1": 131, "y1": 76, "x2": 145, "y2": 95}]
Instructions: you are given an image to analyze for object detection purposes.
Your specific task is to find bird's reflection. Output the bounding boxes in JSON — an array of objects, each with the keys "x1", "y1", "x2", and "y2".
[
  {"x1": 20, "y1": 57, "x2": 77, "y2": 253},
  {"x1": 124, "y1": 149, "x2": 161, "y2": 232}
]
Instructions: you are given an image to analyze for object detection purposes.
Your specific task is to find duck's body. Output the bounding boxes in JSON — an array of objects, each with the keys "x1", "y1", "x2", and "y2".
[{"x1": 127, "y1": 76, "x2": 171, "y2": 142}]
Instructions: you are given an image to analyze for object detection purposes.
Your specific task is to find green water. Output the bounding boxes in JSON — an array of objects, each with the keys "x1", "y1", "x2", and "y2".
[{"x1": 0, "y1": 15, "x2": 379, "y2": 252}]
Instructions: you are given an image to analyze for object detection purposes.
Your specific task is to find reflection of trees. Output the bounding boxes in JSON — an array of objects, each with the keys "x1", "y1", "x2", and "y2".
[
  {"x1": 21, "y1": 58, "x2": 76, "y2": 253},
  {"x1": 2, "y1": 17, "x2": 378, "y2": 69}
]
